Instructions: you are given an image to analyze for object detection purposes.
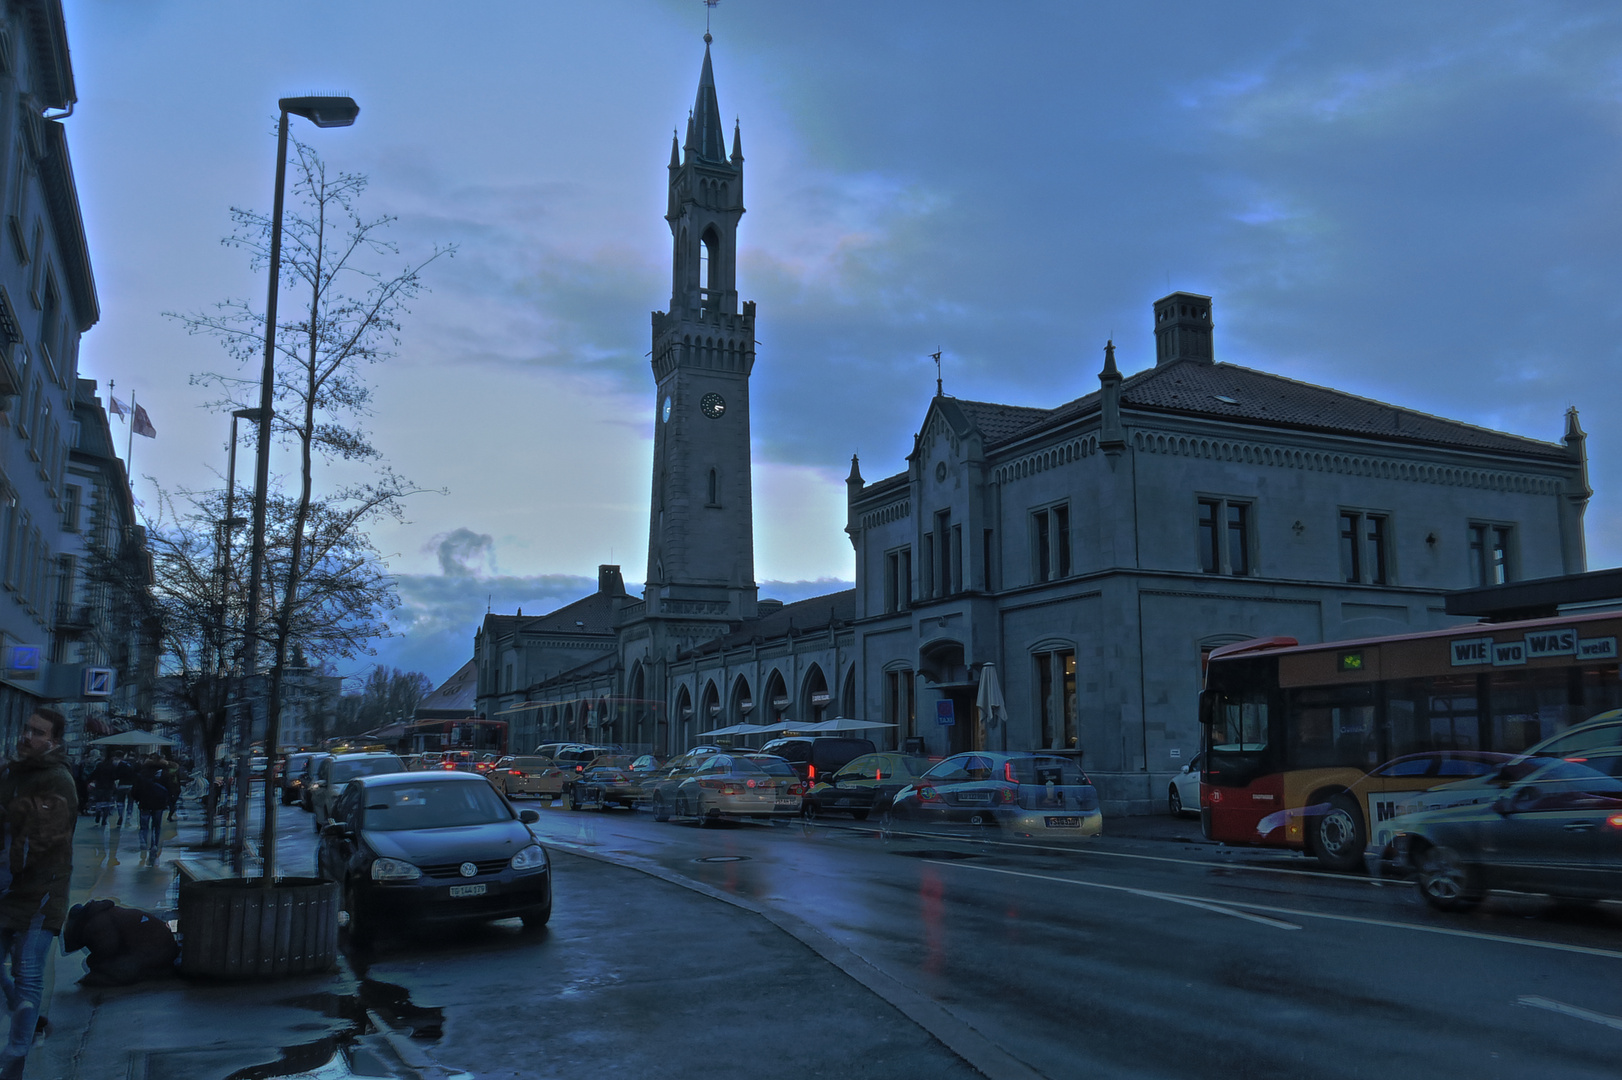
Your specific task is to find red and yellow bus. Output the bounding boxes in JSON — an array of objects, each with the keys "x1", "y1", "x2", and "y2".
[{"x1": 1199, "y1": 611, "x2": 1622, "y2": 869}]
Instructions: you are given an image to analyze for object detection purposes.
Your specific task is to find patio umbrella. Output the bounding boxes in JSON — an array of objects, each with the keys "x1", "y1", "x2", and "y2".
[
  {"x1": 88, "y1": 730, "x2": 177, "y2": 747},
  {"x1": 802, "y1": 717, "x2": 897, "y2": 732},
  {"x1": 976, "y1": 663, "x2": 1007, "y2": 749},
  {"x1": 698, "y1": 723, "x2": 770, "y2": 737}
]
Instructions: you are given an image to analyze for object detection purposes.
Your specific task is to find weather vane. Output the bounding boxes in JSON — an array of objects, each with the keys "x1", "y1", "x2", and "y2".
[
  {"x1": 931, "y1": 350, "x2": 943, "y2": 397},
  {"x1": 705, "y1": 0, "x2": 719, "y2": 39}
]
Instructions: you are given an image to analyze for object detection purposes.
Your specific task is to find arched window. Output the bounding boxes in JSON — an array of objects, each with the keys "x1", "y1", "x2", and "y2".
[
  {"x1": 841, "y1": 667, "x2": 857, "y2": 721},
  {"x1": 701, "y1": 680, "x2": 722, "y2": 734},
  {"x1": 700, "y1": 227, "x2": 720, "y2": 311},
  {"x1": 629, "y1": 664, "x2": 647, "y2": 748},
  {"x1": 803, "y1": 665, "x2": 830, "y2": 725},
  {"x1": 670, "y1": 685, "x2": 691, "y2": 755},
  {"x1": 707, "y1": 468, "x2": 719, "y2": 506},
  {"x1": 764, "y1": 669, "x2": 789, "y2": 724},
  {"x1": 730, "y1": 675, "x2": 753, "y2": 727}
]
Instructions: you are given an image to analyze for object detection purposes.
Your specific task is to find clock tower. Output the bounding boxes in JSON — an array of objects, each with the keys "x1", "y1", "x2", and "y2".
[{"x1": 645, "y1": 34, "x2": 758, "y2": 621}]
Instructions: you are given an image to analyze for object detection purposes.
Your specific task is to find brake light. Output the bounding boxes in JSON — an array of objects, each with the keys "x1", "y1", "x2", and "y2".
[
  {"x1": 509, "y1": 769, "x2": 525, "y2": 776},
  {"x1": 1608, "y1": 813, "x2": 1622, "y2": 830},
  {"x1": 875, "y1": 768, "x2": 882, "y2": 781},
  {"x1": 746, "y1": 778, "x2": 757, "y2": 788},
  {"x1": 808, "y1": 765, "x2": 816, "y2": 781},
  {"x1": 1005, "y1": 762, "x2": 1017, "y2": 783}
]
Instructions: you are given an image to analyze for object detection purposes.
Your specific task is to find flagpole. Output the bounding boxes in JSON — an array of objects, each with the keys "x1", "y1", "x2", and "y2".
[{"x1": 127, "y1": 390, "x2": 136, "y2": 473}]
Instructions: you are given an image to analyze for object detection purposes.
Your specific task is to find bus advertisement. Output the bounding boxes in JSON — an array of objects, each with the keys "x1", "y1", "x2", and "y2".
[{"x1": 1199, "y1": 611, "x2": 1622, "y2": 870}]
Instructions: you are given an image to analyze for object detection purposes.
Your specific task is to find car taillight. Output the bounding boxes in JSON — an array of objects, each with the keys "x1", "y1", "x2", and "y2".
[
  {"x1": 789, "y1": 784, "x2": 805, "y2": 796},
  {"x1": 1608, "y1": 813, "x2": 1622, "y2": 830},
  {"x1": 808, "y1": 765, "x2": 816, "y2": 781},
  {"x1": 919, "y1": 786, "x2": 940, "y2": 803},
  {"x1": 998, "y1": 787, "x2": 1016, "y2": 804},
  {"x1": 746, "y1": 778, "x2": 757, "y2": 788},
  {"x1": 509, "y1": 769, "x2": 525, "y2": 776},
  {"x1": 1005, "y1": 762, "x2": 1018, "y2": 783}
]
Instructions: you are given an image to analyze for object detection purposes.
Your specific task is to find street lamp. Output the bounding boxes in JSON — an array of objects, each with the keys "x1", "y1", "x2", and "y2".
[{"x1": 242, "y1": 95, "x2": 359, "y2": 882}]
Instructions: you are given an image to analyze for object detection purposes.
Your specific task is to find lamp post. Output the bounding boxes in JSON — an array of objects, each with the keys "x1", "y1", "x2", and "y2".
[
  {"x1": 243, "y1": 96, "x2": 359, "y2": 883},
  {"x1": 219, "y1": 407, "x2": 254, "y2": 860}
]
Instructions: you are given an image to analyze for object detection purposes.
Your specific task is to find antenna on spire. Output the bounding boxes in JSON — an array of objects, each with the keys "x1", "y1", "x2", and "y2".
[
  {"x1": 931, "y1": 350, "x2": 943, "y2": 397},
  {"x1": 704, "y1": 0, "x2": 718, "y2": 41}
]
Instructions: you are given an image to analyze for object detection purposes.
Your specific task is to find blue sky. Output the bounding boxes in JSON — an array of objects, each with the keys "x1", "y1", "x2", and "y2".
[{"x1": 62, "y1": 1, "x2": 1622, "y2": 686}]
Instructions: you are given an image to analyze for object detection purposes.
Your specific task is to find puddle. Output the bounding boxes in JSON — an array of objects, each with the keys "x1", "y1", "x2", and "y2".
[
  {"x1": 225, "y1": 975, "x2": 450, "y2": 1078},
  {"x1": 891, "y1": 849, "x2": 984, "y2": 861},
  {"x1": 695, "y1": 855, "x2": 751, "y2": 863}
]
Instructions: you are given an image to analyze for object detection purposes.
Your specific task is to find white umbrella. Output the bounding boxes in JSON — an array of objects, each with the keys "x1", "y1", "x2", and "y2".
[
  {"x1": 976, "y1": 664, "x2": 1007, "y2": 728},
  {"x1": 802, "y1": 717, "x2": 897, "y2": 732},
  {"x1": 89, "y1": 730, "x2": 177, "y2": 747},
  {"x1": 698, "y1": 723, "x2": 771, "y2": 737}
]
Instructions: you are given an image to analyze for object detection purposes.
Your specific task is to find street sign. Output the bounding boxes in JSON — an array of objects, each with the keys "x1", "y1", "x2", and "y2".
[
  {"x1": 83, "y1": 668, "x2": 114, "y2": 697},
  {"x1": 7, "y1": 645, "x2": 40, "y2": 679},
  {"x1": 936, "y1": 699, "x2": 955, "y2": 726}
]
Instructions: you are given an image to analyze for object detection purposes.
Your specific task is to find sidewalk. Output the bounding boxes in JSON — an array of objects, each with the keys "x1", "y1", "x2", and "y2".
[{"x1": 27, "y1": 805, "x2": 371, "y2": 1080}]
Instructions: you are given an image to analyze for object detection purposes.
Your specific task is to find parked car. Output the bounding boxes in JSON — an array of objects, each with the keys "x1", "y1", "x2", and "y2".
[
  {"x1": 282, "y1": 752, "x2": 322, "y2": 807},
  {"x1": 1168, "y1": 753, "x2": 1202, "y2": 817},
  {"x1": 569, "y1": 766, "x2": 645, "y2": 811},
  {"x1": 884, "y1": 752, "x2": 1102, "y2": 840},
  {"x1": 490, "y1": 756, "x2": 566, "y2": 800},
  {"x1": 316, "y1": 771, "x2": 552, "y2": 948},
  {"x1": 311, "y1": 752, "x2": 409, "y2": 832},
  {"x1": 627, "y1": 754, "x2": 666, "y2": 777},
  {"x1": 658, "y1": 753, "x2": 803, "y2": 825},
  {"x1": 757, "y1": 737, "x2": 876, "y2": 786},
  {"x1": 299, "y1": 754, "x2": 333, "y2": 811},
  {"x1": 803, "y1": 752, "x2": 932, "y2": 821},
  {"x1": 642, "y1": 748, "x2": 728, "y2": 814},
  {"x1": 1522, "y1": 709, "x2": 1622, "y2": 758},
  {"x1": 553, "y1": 745, "x2": 615, "y2": 775},
  {"x1": 1393, "y1": 753, "x2": 1622, "y2": 911}
]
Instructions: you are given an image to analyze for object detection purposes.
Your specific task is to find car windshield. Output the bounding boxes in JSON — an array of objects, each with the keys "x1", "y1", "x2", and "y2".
[
  {"x1": 332, "y1": 757, "x2": 405, "y2": 783},
  {"x1": 363, "y1": 781, "x2": 511, "y2": 831}
]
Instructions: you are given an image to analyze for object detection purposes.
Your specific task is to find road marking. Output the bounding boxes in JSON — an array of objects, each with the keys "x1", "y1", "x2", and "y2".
[
  {"x1": 921, "y1": 859, "x2": 1300, "y2": 930},
  {"x1": 1518, "y1": 995, "x2": 1622, "y2": 1032},
  {"x1": 930, "y1": 861, "x2": 1622, "y2": 962}
]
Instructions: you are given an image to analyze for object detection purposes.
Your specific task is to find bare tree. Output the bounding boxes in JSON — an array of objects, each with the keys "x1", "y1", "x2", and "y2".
[{"x1": 170, "y1": 138, "x2": 450, "y2": 876}]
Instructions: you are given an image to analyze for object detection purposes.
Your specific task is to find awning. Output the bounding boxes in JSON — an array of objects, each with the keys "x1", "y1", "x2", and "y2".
[
  {"x1": 89, "y1": 730, "x2": 177, "y2": 747},
  {"x1": 698, "y1": 723, "x2": 770, "y2": 737},
  {"x1": 799, "y1": 717, "x2": 897, "y2": 732}
]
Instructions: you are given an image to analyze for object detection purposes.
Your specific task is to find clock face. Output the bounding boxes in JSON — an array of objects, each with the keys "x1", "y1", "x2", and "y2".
[
  {"x1": 661, "y1": 396, "x2": 672, "y2": 423},
  {"x1": 700, "y1": 392, "x2": 726, "y2": 420}
]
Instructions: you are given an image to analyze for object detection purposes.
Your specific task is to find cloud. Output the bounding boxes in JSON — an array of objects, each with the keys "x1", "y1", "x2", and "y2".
[{"x1": 429, "y1": 527, "x2": 497, "y2": 578}]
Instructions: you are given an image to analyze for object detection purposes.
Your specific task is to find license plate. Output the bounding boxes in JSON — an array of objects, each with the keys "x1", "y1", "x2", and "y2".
[
  {"x1": 1044, "y1": 816, "x2": 1081, "y2": 828},
  {"x1": 449, "y1": 884, "x2": 487, "y2": 898},
  {"x1": 958, "y1": 792, "x2": 991, "y2": 804}
]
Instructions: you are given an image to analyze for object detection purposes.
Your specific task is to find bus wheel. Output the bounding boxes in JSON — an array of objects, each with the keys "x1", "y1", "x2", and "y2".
[
  {"x1": 1416, "y1": 845, "x2": 1483, "y2": 912},
  {"x1": 1313, "y1": 795, "x2": 1366, "y2": 872}
]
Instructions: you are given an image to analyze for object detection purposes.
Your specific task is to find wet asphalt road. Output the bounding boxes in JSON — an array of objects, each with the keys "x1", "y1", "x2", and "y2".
[{"x1": 293, "y1": 802, "x2": 1622, "y2": 1080}]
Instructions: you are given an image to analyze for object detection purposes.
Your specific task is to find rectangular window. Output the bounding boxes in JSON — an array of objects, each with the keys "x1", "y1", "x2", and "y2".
[
  {"x1": 886, "y1": 669, "x2": 916, "y2": 739},
  {"x1": 922, "y1": 533, "x2": 935, "y2": 600},
  {"x1": 983, "y1": 528, "x2": 994, "y2": 592},
  {"x1": 951, "y1": 524, "x2": 962, "y2": 597},
  {"x1": 62, "y1": 485, "x2": 79, "y2": 531},
  {"x1": 934, "y1": 510, "x2": 953, "y2": 596},
  {"x1": 1036, "y1": 651, "x2": 1055, "y2": 747},
  {"x1": 885, "y1": 547, "x2": 913, "y2": 614},
  {"x1": 1033, "y1": 508, "x2": 1050, "y2": 582},
  {"x1": 1199, "y1": 497, "x2": 1252, "y2": 576},
  {"x1": 1055, "y1": 506, "x2": 1071, "y2": 577},
  {"x1": 1468, "y1": 523, "x2": 1514, "y2": 586},
  {"x1": 1339, "y1": 511, "x2": 1388, "y2": 584},
  {"x1": 1061, "y1": 650, "x2": 1077, "y2": 749},
  {"x1": 1198, "y1": 499, "x2": 1219, "y2": 573},
  {"x1": 900, "y1": 548, "x2": 912, "y2": 609}
]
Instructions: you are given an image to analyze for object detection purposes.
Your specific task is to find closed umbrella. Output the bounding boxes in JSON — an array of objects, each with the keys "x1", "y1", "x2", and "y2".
[{"x1": 976, "y1": 663, "x2": 1007, "y2": 751}]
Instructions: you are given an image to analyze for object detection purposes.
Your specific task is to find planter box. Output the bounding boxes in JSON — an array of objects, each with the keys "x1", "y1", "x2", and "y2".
[{"x1": 178, "y1": 876, "x2": 339, "y2": 979}]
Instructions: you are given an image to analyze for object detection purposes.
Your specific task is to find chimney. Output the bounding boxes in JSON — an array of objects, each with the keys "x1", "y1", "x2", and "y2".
[
  {"x1": 1153, "y1": 291, "x2": 1214, "y2": 366},
  {"x1": 598, "y1": 565, "x2": 626, "y2": 595}
]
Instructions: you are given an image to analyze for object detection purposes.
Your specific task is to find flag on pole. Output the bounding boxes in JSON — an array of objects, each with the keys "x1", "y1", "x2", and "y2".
[
  {"x1": 131, "y1": 403, "x2": 157, "y2": 439},
  {"x1": 109, "y1": 397, "x2": 128, "y2": 419}
]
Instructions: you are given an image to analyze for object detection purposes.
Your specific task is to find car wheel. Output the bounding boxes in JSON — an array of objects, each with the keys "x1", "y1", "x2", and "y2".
[
  {"x1": 569, "y1": 790, "x2": 581, "y2": 811},
  {"x1": 1313, "y1": 795, "x2": 1366, "y2": 872},
  {"x1": 653, "y1": 794, "x2": 670, "y2": 822},
  {"x1": 801, "y1": 800, "x2": 820, "y2": 822},
  {"x1": 1168, "y1": 785, "x2": 1184, "y2": 816},
  {"x1": 1416, "y1": 844, "x2": 1484, "y2": 912},
  {"x1": 520, "y1": 903, "x2": 552, "y2": 930}
]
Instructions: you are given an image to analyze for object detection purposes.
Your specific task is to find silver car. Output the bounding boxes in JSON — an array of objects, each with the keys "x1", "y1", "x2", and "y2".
[{"x1": 310, "y1": 752, "x2": 407, "y2": 831}]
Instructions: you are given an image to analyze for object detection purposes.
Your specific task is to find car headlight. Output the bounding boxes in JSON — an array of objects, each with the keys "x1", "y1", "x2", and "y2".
[
  {"x1": 511, "y1": 844, "x2": 549, "y2": 872},
  {"x1": 370, "y1": 857, "x2": 421, "y2": 882}
]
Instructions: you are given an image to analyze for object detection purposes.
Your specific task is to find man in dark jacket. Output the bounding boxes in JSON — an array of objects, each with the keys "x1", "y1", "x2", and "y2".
[
  {"x1": 0, "y1": 707, "x2": 76, "y2": 1080},
  {"x1": 133, "y1": 761, "x2": 171, "y2": 866}
]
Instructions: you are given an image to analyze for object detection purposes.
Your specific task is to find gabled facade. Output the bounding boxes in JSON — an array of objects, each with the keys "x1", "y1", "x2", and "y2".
[{"x1": 846, "y1": 292, "x2": 1589, "y2": 810}]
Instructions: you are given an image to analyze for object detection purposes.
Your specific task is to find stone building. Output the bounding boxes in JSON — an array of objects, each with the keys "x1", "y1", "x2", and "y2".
[
  {"x1": 465, "y1": 35, "x2": 1592, "y2": 813},
  {"x1": 0, "y1": 2, "x2": 118, "y2": 750}
]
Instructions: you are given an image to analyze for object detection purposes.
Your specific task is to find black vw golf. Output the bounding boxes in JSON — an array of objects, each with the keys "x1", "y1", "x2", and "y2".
[{"x1": 316, "y1": 771, "x2": 552, "y2": 947}]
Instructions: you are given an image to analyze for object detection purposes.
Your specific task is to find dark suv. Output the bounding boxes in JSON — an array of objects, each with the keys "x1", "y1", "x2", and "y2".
[{"x1": 758, "y1": 737, "x2": 877, "y2": 786}]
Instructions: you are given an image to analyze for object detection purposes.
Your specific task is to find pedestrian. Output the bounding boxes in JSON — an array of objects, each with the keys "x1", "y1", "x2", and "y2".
[
  {"x1": 86, "y1": 754, "x2": 118, "y2": 827},
  {"x1": 133, "y1": 762, "x2": 170, "y2": 866},
  {"x1": 160, "y1": 754, "x2": 181, "y2": 821},
  {"x1": 110, "y1": 751, "x2": 135, "y2": 827},
  {"x1": 0, "y1": 707, "x2": 77, "y2": 1080},
  {"x1": 61, "y1": 900, "x2": 177, "y2": 987}
]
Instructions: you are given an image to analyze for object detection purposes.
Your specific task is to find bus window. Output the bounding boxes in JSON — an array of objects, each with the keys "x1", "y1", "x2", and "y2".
[
  {"x1": 1287, "y1": 685, "x2": 1376, "y2": 770},
  {"x1": 1387, "y1": 676, "x2": 1482, "y2": 756},
  {"x1": 1489, "y1": 669, "x2": 1581, "y2": 754},
  {"x1": 1211, "y1": 695, "x2": 1269, "y2": 751}
]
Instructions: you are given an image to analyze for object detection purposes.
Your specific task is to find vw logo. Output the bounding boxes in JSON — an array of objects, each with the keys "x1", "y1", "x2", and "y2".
[{"x1": 458, "y1": 862, "x2": 477, "y2": 878}]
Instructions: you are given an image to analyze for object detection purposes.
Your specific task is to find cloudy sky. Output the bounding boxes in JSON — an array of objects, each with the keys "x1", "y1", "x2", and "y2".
[{"x1": 63, "y1": 1, "x2": 1622, "y2": 686}]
